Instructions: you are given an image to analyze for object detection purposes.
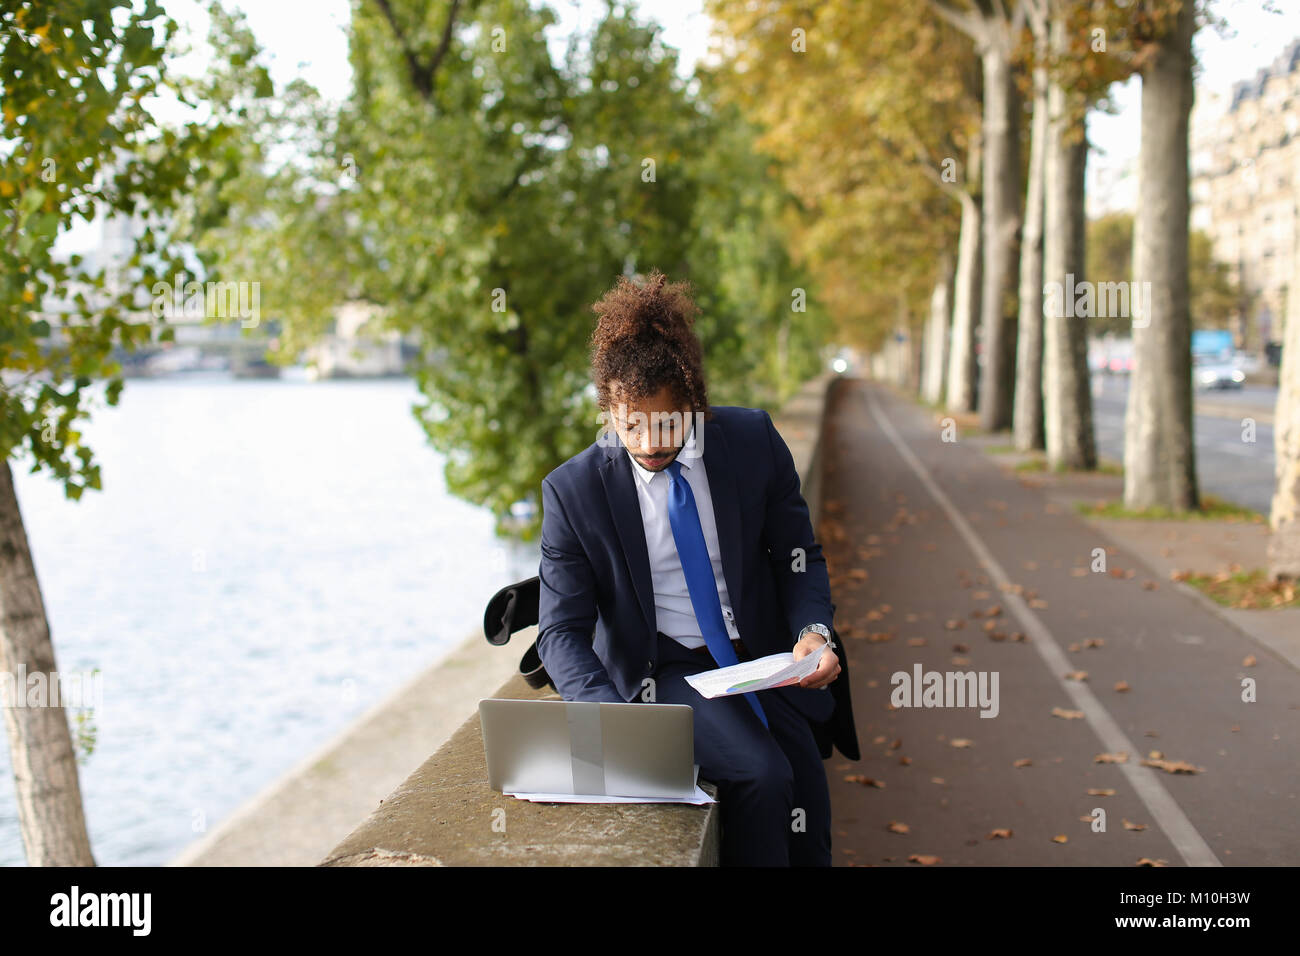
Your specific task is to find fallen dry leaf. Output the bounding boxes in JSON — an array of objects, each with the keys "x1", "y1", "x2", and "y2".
[
  {"x1": 907, "y1": 637, "x2": 927, "y2": 647},
  {"x1": 1114, "y1": 680, "x2": 1130, "y2": 692},
  {"x1": 987, "y1": 828, "x2": 1013, "y2": 839},
  {"x1": 1141, "y1": 757, "x2": 1204, "y2": 774},
  {"x1": 1136, "y1": 858, "x2": 1168, "y2": 867},
  {"x1": 845, "y1": 775, "x2": 886, "y2": 788},
  {"x1": 1122, "y1": 819, "x2": 1148, "y2": 831},
  {"x1": 952, "y1": 642, "x2": 970, "y2": 652},
  {"x1": 944, "y1": 618, "x2": 965, "y2": 630},
  {"x1": 1095, "y1": 752, "x2": 1129, "y2": 764},
  {"x1": 907, "y1": 854, "x2": 941, "y2": 865},
  {"x1": 1087, "y1": 788, "x2": 1116, "y2": 796},
  {"x1": 930, "y1": 776, "x2": 945, "y2": 785},
  {"x1": 1065, "y1": 671, "x2": 1088, "y2": 681},
  {"x1": 1052, "y1": 707, "x2": 1085, "y2": 720},
  {"x1": 1084, "y1": 638, "x2": 1105, "y2": 649},
  {"x1": 1242, "y1": 655, "x2": 1256, "y2": 667},
  {"x1": 1051, "y1": 834, "x2": 1068, "y2": 844},
  {"x1": 1013, "y1": 758, "x2": 1033, "y2": 768},
  {"x1": 950, "y1": 738, "x2": 974, "y2": 748},
  {"x1": 887, "y1": 821, "x2": 910, "y2": 834}
]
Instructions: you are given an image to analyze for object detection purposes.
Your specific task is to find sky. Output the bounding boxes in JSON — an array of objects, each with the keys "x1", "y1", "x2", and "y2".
[{"x1": 129, "y1": 0, "x2": 1300, "y2": 222}]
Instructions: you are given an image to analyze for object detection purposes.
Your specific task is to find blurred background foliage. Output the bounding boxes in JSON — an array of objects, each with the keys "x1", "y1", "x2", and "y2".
[{"x1": 186, "y1": 0, "x2": 836, "y2": 539}]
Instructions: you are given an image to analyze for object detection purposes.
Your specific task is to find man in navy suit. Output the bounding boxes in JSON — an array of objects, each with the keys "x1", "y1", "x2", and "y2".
[{"x1": 537, "y1": 270, "x2": 851, "y2": 866}]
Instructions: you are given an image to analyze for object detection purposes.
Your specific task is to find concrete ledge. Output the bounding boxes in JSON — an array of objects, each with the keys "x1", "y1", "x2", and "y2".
[
  {"x1": 321, "y1": 372, "x2": 838, "y2": 867},
  {"x1": 319, "y1": 673, "x2": 721, "y2": 866}
]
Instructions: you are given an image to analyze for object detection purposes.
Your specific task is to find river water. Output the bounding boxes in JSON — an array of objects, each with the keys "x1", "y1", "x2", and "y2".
[{"x1": 0, "y1": 375, "x2": 539, "y2": 866}]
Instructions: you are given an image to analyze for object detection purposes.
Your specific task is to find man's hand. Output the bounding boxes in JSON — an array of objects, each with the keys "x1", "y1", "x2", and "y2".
[{"x1": 793, "y1": 634, "x2": 841, "y2": 689}]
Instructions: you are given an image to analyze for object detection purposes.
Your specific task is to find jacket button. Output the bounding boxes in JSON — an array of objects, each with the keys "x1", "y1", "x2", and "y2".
[{"x1": 646, "y1": 660, "x2": 654, "y2": 672}]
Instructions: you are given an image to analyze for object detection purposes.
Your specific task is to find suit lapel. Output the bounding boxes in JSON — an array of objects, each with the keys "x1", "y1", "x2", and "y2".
[
  {"x1": 599, "y1": 447, "x2": 656, "y2": 641},
  {"x1": 701, "y1": 416, "x2": 745, "y2": 612},
  {"x1": 597, "y1": 412, "x2": 745, "y2": 642}
]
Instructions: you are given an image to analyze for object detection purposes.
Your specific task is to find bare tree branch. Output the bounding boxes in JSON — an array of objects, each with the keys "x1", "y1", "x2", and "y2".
[
  {"x1": 928, "y1": 0, "x2": 983, "y2": 39},
  {"x1": 369, "y1": 0, "x2": 463, "y2": 102}
]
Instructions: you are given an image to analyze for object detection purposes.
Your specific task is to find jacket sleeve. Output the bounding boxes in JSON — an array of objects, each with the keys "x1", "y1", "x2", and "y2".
[
  {"x1": 760, "y1": 409, "x2": 835, "y2": 645},
  {"x1": 536, "y1": 475, "x2": 626, "y2": 702}
]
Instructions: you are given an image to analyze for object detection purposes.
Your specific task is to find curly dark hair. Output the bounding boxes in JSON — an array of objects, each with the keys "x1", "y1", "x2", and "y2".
[{"x1": 588, "y1": 268, "x2": 712, "y2": 423}]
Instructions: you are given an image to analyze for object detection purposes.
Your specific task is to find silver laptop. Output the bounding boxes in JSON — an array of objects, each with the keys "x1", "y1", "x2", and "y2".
[{"x1": 479, "y1": 698, "x2": 696, "y2": 798}]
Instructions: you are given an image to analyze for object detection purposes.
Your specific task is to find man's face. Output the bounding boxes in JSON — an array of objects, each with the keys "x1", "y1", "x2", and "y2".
[{"x1": 606, "y1": 383, "x2": 694, "y2": 472}]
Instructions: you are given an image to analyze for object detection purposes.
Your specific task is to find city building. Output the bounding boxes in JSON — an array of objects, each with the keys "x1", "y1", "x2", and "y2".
[{"x1": 1191, "y1": 37, "x2": 1300, "y2": 350}]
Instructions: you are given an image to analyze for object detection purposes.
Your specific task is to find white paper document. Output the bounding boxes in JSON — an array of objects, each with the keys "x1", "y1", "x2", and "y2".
[
  {"x1": 504, "y1": 765, "x2": 715, "y2": 805},
  {"x1": 684, "y1": 642, "x2": 828, "y2": 700}
]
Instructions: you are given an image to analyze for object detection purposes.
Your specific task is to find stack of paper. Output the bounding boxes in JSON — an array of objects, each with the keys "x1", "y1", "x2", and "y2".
[
  {"x1": 504, "y1": 765, "x2": 715, "y2": 804},
  {"x1": 684, "y1": 642, "x2": 828, "y2": 700}
]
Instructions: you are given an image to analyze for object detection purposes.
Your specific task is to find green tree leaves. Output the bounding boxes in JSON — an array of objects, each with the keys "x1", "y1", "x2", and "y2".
[{"x1": 1, "y1": 0, "x2": 222, "y2": 498}]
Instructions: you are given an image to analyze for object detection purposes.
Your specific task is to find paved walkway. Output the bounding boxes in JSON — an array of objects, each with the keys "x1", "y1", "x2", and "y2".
[{"x1": 820, "y1": 377, "x2": 1297, "y2": 867}]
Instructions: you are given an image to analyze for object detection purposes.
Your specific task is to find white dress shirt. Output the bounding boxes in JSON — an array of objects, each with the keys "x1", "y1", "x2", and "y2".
[{"x1": 625, "y1": 423, "x2": 744, "y2": 651}]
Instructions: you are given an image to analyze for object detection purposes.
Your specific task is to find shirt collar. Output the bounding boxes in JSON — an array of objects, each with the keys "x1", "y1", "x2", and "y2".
[{"x1": 625, "y1": 420, "x2": 698, "y2": 484}]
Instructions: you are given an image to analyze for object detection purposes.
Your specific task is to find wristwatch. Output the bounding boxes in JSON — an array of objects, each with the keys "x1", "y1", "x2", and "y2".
[{"x1": 797, "y1": 622, "x2": 834, "y2": 649}]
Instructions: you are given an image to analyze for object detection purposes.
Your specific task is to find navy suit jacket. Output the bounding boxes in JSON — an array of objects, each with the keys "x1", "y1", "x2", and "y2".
[{"x1": 537, "y1": 404, "x2": 854, "y2": 744}]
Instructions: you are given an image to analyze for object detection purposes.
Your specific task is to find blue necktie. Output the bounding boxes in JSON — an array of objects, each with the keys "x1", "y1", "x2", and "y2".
[{"x1": 664, "y1": 459, "x2": 768, "y2": 729}]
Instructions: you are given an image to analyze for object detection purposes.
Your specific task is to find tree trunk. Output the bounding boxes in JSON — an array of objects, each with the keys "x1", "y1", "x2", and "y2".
[
  {"x1": 895, "y1": 292, "x2": 915, "y2": 390},
  {"x1": 977, "y1": 48, "x2": 1023, "y2": 432},
  {"x1": 923, "y1": 254, "x2": 954, "y2": 405},
  {"x1": 1013, "y1": 25, "x2": 1048, "y2": 452},
  {"x1": 1123, "y1": 0, "x2": 1198, "y2": 511},
  {"x1": 0, "y1": 460, "x2": 96, "y2": 865},
  {"x1": 909, "y1": 321, "x2": 925, "y2": 395},
  {"x1": 1268, "y1": 241, "x2": 1300, "y2": 580},
  {"x1": 946, "y1": 142, "x2": 983, "y2": 413},
  {"x1": 1042, "y1": 12, "x2": 1096, "y2": 471}
]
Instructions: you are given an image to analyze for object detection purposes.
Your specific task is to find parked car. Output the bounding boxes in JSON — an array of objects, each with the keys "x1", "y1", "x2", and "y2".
[
  {"x1": 1105, "y1": 342, "x2": 1133, "y2": 375},
  {"x1": 1230, "y1": 351, "x2": 1263, "y2": 376},
  {"x1": 1192, "y1": 352, "x2": 1245, "y2": 390}
]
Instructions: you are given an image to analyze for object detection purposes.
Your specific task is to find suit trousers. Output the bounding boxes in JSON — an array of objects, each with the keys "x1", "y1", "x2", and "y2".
[{"x1": 651, "y1": 631, "x2": 832, "y2": 866}]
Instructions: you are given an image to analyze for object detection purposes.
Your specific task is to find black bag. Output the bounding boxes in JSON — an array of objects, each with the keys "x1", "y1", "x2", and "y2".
[{"x1": 482, "y1": 576, "x2": 553, "y2": 691}]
